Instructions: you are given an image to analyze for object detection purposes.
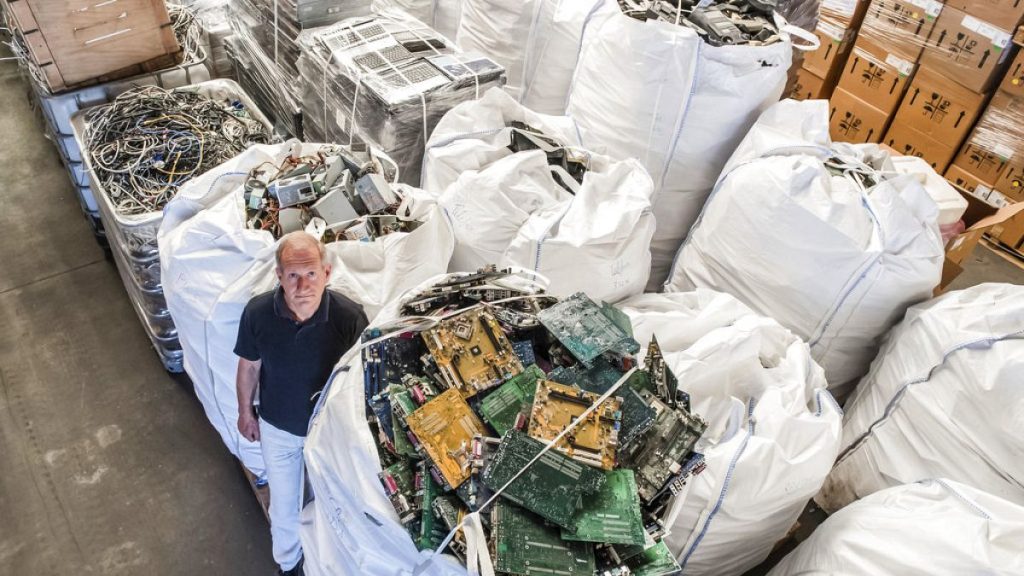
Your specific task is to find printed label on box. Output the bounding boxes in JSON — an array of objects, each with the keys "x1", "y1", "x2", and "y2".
[
  {"x1": 992, "y1": 144, "x2": 1016, "y2": 161},
  {"x1": 885, "y1": 53, "x2": 915, "y2": 76},
  {"x1": 906, "y1": 0, "x2": 942, "y2": 17},
  {"x1": 822, "y1": 0, "x2": 858, "y2": 16},
  {"x1": 817, "y1": 20, "x2": 847, "y2": 41},
  {"x1": 961, "y1": 15, "x2": 1012, "y2": 48},
  {"x1": 989, "y1": 189, "x2": 1009, "y2": 207}
]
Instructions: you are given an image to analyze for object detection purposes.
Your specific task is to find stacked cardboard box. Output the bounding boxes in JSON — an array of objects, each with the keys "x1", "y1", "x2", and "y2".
[
  {"x1": 829, "y1": 0, "x2": 939, "y2": 143},
  {"x1": 881, "y1": 1, "x2": 1022, "y2": 171},
  {"x1": 788, "y1": 0, "x2": 869, "y2": 100},
  {"x1": 944, "y1": 41, "x2": 1024, "y2": 252}
]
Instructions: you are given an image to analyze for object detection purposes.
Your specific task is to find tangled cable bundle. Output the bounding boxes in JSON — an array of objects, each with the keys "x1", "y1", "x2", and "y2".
[
  {"x1": 85, "y1": 86, "x2": 270, "y2": 215},
  {"x1": 167, "y1": 3, "x2": 207, "y2": 64}
]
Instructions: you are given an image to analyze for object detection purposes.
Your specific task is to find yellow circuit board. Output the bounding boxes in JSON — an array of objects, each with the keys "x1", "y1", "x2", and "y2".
[
  {"x1": 527, "y1": 380, "x2": 622, "y2": 470},
  {"x1": 406, "y1": 388, "x2": 488, "y2": 489},
  {"x1": 421, "y1": 309, "x2": 523, "y2": 398}
]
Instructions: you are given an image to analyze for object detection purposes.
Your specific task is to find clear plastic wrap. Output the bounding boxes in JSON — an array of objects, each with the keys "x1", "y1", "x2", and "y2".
[
  {"x1": 225, "y1": 0, "x2": 373, "y2": 136},
  {"x1": 69, "y1": 80, "x2": 274, "y2": 372},
  {"x1": 295, "y1": 10, "x2": 506, "y2": 185},
  {"x1": 960, "y1": 92, "x2": 1024, "y2": 188},
  {"x1": 372, "y1": 0, "x2": 463, "y2": 40}
]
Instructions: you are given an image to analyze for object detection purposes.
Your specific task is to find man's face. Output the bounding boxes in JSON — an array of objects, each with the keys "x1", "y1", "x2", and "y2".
[{"x1": 276, "y1": 244, "x2": 331, "y2": 314}]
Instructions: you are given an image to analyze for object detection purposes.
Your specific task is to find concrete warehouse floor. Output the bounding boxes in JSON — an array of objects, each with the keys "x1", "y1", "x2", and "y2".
[{"x1": 1, "y1": 55, "x2": 1023, "y2": 576}]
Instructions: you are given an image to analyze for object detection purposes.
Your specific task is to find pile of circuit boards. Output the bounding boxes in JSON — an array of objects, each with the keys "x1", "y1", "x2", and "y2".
[
  {"x1": 619, "y1": 0, "x2": 782, "y2": 46},
  {"x1": 243, "y1": 144, "x2": 418, "y2": 242},
  {"x1": 361, "y1": 268, "x2": 707, "y2": 575}
]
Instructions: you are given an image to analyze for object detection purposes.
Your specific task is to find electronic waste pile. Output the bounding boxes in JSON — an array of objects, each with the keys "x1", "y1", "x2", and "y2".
[
  {"x1": 357, "y1": 267, "x2": 708, "y2": 575},
  {"x1": 241, "y1": 143, "x2": 418, "y2": 242},
  {"x1": 296, "y1": 11, "x2": 506, "y2": 184},
  {"x1": 75, "y1": 81, "x2": 272, "y2": 371}
]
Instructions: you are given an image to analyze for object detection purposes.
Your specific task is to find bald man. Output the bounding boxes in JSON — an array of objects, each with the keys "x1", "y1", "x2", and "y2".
[{"x1": 234, "y1": 231, "x2": 368, "y2": 576}]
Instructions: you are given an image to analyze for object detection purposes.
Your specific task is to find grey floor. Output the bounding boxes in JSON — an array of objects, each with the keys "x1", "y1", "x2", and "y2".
[
  {"x1": 2, "y1": 50, "x2": 1024, "y2": 576},
  {"x1": 0, "y1": 58, "x2": 275, "y2": 573}
]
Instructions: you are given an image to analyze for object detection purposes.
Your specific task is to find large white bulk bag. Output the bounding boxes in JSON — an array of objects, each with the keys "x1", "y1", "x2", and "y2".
[
  {"x1": 423, "y1": 88, "x2": 656, "y2": 302},
  {"x1": 667, "y1": 100, "x2": 945, "y2": 399},
  {"x1": 371, "y1": 0, "x2": 463, "y2": 41},
  {"x1": 816, "y1": 283, "x2": 1024, "y2": 513},
  {"x1": 769, "y1": 479, "x2": 1024, "y2": 575},
  {"x1": 158, "y1": 143, "x2": 453, "y2": 476},
  {"x1": 619, "y1": 291, "x2": 842, "y2": 576},
  {"x1": 567, "y1": 13, "x2": 812, "y2": 288},
  {"x1": 454, "y1": 0, "x2": 616, "y2": 114}
]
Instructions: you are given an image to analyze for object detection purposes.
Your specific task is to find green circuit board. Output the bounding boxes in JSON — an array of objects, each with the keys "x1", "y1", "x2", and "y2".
[
  {"x1": 491, "y1": 500, "x2": 595, "y2": 576},
  {"x1": 481, "y1": 430, "x2": 605, "y2": 529},
  {"x1": 479, "y1": 364, "x2": 546, "y2": 436},
  {"x1": 626, "y1": 540, "x2": 682, "y2": 576},
  {"x1": 562, "y1": 469, "x2": 646, "y2": 546},
  {"x1": 538, "y1": 292, "x2": 639, "y2": 365}
]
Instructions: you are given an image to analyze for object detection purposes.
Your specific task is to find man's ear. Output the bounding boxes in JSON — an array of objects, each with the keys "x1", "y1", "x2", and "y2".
[
  {"x1": 275, "y1": 267, "x2": 283, "y2": 281},
  {"x1": 323, "y1": 263, "x2": 332, "y2": 278}
]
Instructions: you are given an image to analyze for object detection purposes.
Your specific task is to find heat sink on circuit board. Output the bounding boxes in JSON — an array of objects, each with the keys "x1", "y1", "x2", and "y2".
[
  {"x1": 527, "y1": 380, "x2": 622, "y2": 470},
  {"x1": 481, "y1": 430, "x2": 605, "y2": 530},
  {"x1": 547, "y1": 359, "x2": 657, "y2": 450},
  {"x1": 598, "y1": 540, "x2": 682, "y2": 576},
  {"x1": 491, "y1": 500, "x2": 595, "y2": 576},
  {"x1": 421, "y1": 308, "x2": 523, "y2": 398},
  {"x1": 619, "y1": 391, "x2": 707, "y2": 503},
  {"x1": 538, "y1": 292, "x2": 639, "y2": 365},
  {"x1": 405, "y1": 388, "x2": 487, "y2": 489},
  {"x1": 561, "y1": 469, "x2": 646, "y2": 546}
]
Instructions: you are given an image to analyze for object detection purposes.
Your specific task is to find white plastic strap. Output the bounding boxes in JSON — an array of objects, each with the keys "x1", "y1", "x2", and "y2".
[
  {"x1": 781, "y1": 23, "x2": 820, "y2": 52},
  {"x1": 462, "y1": 511, "x2": 496, "y2": 576}
]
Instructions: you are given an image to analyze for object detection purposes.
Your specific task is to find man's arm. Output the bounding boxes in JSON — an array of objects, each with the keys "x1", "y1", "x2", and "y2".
[{"x1": 237, "y1": 357, "x2": 262, "y2": 442}]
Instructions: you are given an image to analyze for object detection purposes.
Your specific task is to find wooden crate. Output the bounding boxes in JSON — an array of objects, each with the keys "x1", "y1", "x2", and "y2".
[{"x1": 7, "y1": 0, "x2": 181, "y2": 93}]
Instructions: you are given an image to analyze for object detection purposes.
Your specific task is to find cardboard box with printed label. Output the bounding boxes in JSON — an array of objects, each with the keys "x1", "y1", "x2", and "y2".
[
  {"x1": 945, "y1": 163, "x2": 998, "y2": 195},
  {"x1": 892, "y1": 67, "x2": 987, "y2": 146},
  {"x1": 920, "y1": 6, "x2": 1015, "y2": 93},
  {"x1": 945, "y1": 0, "x2": 1024, "y2": 33},
  {"x1": 996, "y1": 162, "x2": 1024, "y2": 201},
  {"x1": 830, "y1": 88, "x2": 889, "y2": 143},
  {"x1": 858, "y1": 0, "x2": 944, "y2": 61},
  {"x1": 998, "y1": 48, "x2": 1024, "y2": 97},
  {"x1": 803, "y1": 21, "x2": 857, "y2": 80},
  {"x1": 792, "y1": 67, "x2": 831, "y2": 100},
  {"x1": 883, "y1": 120, "x2": 958, "y2": 171},
  {"x1": 951, "y1": 139, "x2": 1010, "y2": 183},
  {"x1": 838, "y1": 38, "x2": 917, "y2": 114},
  {"x1": 821, "y1": 0, "x2": 871, "y2": 28}
]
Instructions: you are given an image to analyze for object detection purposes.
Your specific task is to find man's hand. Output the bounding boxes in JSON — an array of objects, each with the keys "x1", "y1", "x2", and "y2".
[
  {"x1": 236, "y1": 356, "x2": 262, "y2": 443},
  {"x1": 238, "y1": 409, "x2": 261, "y2": 442}
]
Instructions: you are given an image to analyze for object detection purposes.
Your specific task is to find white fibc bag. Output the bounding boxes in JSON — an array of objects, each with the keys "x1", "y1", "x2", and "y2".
[
  {"x1": 567, "y1": 12, "x2": 815, "y2": 288},
  {"x1": 454, "y1": 0, "x2": 616, "y2": 114},
  {"x1": 816, "y1": 283, "x2": 1024, "y2": 513},
  {"x1": 769, "y1": 479, "x2": 1024, "y2": 576},
  {"x1": 158, "y1": 143, "x2": 453, "y2": 476},
  {"x1": 667, "y1": 100, "x2": 945, "y2": 399},
  {"x1": 619, "y1": 291, "x2": 842, "y2": 576},
  {"x1": 422, "y1": 88, "x2": 656, "y2": 302}
]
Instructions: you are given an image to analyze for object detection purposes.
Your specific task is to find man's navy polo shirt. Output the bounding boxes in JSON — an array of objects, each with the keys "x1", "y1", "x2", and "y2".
[{"x1": 234, "y1": 287, "x2": 368, "y2": 437}]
